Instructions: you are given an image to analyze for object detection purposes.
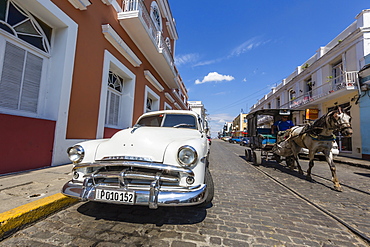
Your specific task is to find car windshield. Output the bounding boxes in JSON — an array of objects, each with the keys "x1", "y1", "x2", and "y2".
[
  {"x1": 136, "y1": 114, "x2": 197, "y2": 129},
  {"x1": 136, "y1": 114, "x2": 164, "y2": 127}
]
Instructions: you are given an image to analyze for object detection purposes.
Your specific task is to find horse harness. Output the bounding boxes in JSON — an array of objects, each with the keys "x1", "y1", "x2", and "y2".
[{"x1": 289, "y1": 112, "x2": 347, "y2": 149}]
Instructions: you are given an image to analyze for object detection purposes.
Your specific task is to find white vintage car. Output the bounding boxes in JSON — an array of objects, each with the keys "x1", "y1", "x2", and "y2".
[
  {"x1": 299, "y1": 140, "x2": 339, "y2": 160},
  {"x1": 62, "y1": 110, "x2": 213, "y2": 209}
]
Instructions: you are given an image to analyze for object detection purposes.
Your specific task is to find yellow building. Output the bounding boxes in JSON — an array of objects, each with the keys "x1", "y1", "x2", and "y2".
[{"x1": 231, "y1": 113, "x2": 248, "y2": 136}]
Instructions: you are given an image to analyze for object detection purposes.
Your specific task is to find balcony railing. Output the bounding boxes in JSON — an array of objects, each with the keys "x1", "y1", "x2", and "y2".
[
  {"x1": 121, "y1": 0, "x2": 175, "y2": 69},
  {"x1": 281, "y1": 71, "x2": 358, "y2": 109}
]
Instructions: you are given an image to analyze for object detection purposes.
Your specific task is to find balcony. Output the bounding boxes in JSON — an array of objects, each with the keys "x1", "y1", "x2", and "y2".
[
  {"x1": 118, "y1": 0, "x2": 178, "y2": 88},
  {"x1": 281, "y1": 71, "x2": 358, "y2": 109}
]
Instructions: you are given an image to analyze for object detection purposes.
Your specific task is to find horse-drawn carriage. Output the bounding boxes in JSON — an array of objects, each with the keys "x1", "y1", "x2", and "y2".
[
  {"x1": 244, "y1": 106, "x2": 353, "y2": 192},
  {"x1": 244, "y1": 109, "x2": 300, "y2": 166}
]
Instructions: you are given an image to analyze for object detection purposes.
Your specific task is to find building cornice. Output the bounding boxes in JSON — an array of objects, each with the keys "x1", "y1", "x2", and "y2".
[
  {"x1": 144, "y1": 70, "x2": 164, "y2": 92},
  {"x1": 165, "y1": 92, "x2": 175, "y2": 103},
  {"x1": 68, "y1": 0, "x2": 91, "y2": 10},
  {"x1": 102, "y1": 24, "x2": 142, "y2": 67}
]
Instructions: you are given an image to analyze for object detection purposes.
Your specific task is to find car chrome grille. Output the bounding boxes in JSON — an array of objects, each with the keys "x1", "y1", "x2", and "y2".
[{"x1": 87, "y1": 164, "x2": 181, "y2": 189}]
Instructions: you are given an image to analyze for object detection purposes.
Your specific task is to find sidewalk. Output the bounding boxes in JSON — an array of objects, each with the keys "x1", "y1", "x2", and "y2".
[
  {"x1": 334, "y1": 155, "x2": 370, "y2": 169},
  {"x1": 0, "y1": 156, "x2": 369, "y2": 240},
  {"x1": 0, "y1": 164, "x2": 78, "y2": 240}
]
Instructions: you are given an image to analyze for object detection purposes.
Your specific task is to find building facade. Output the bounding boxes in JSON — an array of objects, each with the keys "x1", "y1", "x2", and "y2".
[
  {"x1": 188, "y1": 101, "x2": 209, "y2": 135},
  {"x1": 250, "y1": 9, "x2": 370, "y2": 159},
  {"x1": 358, "y1": 54, "x2": 370, "y2": 159},
  {"x1": 231, "y1": 113, "x2": 248, "y2": 137},
  {"x1": 0, "y1": 0, "x2": 189, "y2": 174}
]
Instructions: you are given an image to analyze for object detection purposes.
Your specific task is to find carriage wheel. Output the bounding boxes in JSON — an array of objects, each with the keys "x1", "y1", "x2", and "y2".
[
  {"x1": 247, "y1": 149, "x2": 252, "y2": 161},
  {"x1": 245, "y1": 149, "x2": 249, "y2": 161},
  {"x1": 245, "y1": 148, "x2": 252, "y2": 161},
  {"x1": 252, "y1": 151, "x2": 262, "y2": 166}
]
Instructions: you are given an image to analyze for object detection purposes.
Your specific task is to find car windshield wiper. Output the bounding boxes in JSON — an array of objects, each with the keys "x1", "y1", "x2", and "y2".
[{"x1": 131, "y1": 124, "x2": 142, "y2": 133}]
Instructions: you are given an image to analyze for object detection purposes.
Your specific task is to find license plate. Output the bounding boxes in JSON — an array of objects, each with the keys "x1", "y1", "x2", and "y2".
[{"x1": 95, "y1": 189, "x2": 135, "y2": 204}]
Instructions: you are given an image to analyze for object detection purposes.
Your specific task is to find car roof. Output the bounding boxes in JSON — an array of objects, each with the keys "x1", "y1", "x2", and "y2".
[{"x1": 139, "y1": 110, "x2": 200, "y2": 118}]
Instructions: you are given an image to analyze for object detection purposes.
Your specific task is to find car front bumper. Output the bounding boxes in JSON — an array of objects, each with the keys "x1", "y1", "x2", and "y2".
[{"x1": 62, "y1": 180, "x2": 207, "y2": 209}]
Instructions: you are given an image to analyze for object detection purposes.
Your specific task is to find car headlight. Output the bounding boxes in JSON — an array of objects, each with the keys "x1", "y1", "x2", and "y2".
[
  {"x1": 67, "y1": 145, "x2": 85, "y2": 163},
  {"x1": 177, "y1": 145, "x2": 198, "y2": 167}
]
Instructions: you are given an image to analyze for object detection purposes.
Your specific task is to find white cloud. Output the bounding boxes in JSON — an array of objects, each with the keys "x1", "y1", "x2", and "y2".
[
  {"x1": 175, "y1": 53, "x2": 199, "y2": 66},
  {"x1": 195, "y1": 72, "x2": 235, "y2": 85},
  {"x1": 229, "y1": 37, "x2": 269, "y2": 57},
  {"x1": 193, "y1": 60, "x2": 218, "y2": 67},
  {"x1": 214, "y1": 91, "x2": 227, "y2": 95}
]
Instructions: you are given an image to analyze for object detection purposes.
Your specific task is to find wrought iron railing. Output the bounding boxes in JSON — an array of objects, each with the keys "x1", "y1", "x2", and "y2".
[
  {"x1": 280, "y1": 71, "x2": 358, "y2": 109},
  {"x1": 121, "y1": 0, "x2": 174, "y2": 68}
]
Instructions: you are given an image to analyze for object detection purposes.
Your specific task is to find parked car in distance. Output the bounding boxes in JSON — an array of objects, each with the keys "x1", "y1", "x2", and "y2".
[
  {"x1": 62, "y1": 110, "x2": 214, "y2": 209},
  {"x1": 222, "y1": 136, "x2": 231, "y2": 142},
  {"x1": 229, "y1": 136, "x2": 243, "y2": 144},
  {"x1": 240, "y1": 137, "x2": 250, "y2": 146},
  {"x1": 299, "y1": 140, "x2": 339, "y2": 160}
]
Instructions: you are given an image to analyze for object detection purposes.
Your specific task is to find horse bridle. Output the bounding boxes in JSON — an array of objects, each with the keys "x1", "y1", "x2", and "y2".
[{"x1": 330, "y1": 114, "x2": 352, "y2": 133}]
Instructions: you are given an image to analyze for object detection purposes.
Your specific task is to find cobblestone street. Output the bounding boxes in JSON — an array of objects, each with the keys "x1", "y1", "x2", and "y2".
[{"x1": 1, "y1": 139, "x2": 369, "y2": 246}]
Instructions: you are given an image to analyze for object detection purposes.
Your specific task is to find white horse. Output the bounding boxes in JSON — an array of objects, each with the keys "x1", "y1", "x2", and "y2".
[{"x1": 287, "y1": 106, "x2": 352, "y2": 191}]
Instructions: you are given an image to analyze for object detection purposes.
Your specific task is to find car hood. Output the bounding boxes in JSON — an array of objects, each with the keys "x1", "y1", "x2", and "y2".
[{"x1": 94, "y1": 127, "x2": 202, "y2": 162}]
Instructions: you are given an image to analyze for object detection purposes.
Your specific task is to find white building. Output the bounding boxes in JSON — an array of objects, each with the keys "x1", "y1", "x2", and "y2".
[
  {"x1": 188, "y1": 101, "x2": 209, "y2": 134},
  {"x1": 250, "y1": 9, "x2": 370, "y2": 159}
]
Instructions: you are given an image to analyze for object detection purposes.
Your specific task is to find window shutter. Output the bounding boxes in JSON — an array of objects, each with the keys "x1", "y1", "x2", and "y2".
[
  {"x1": 20, "y1": 52, "x2": 42, "y2": 112},
  {"x1": 106, "y1": 91, "x2": 120, "y2": 126},
  {"x1": 0, "y1": 42, "x2": 43, "y2": 113},
  {"x1": 0, "y1": 42, "x2": 25, "y2": 109},
  {"x1": 111, "y1": 92, "x2": 119, "y2": 126}
]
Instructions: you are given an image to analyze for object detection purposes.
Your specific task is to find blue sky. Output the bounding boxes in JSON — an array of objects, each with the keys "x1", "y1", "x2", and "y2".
[{"x1": 169, "y1": 0, "x2": 369, "y2": 137}]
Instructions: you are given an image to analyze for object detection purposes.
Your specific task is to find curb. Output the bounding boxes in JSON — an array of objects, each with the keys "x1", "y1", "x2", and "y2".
[{"x1": 0, "y1": 193, "x2": 78, "y2": 240}]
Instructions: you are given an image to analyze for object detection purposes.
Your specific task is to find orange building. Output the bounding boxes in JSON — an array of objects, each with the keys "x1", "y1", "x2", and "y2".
[{"x1": 0, "y1": 0, "x2": 189, "y2": 174}]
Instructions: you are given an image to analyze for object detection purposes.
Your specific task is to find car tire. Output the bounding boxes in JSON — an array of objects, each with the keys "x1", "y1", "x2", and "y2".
[{"x1": 198, "y1": 167, "x2": 214, "y2": 207}]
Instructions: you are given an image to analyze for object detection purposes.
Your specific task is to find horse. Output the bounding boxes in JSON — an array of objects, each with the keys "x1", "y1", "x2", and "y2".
[{"x1": 286, "y1": 106, "x2": 352, "y2": 191}]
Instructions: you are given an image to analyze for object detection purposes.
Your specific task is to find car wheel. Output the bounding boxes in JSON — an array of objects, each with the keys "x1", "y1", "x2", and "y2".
[{"x1": 198, "y1": 167, "x2": 214, "y2": 207}]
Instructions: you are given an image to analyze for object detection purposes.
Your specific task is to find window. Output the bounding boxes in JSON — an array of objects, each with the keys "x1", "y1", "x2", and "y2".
[
  {"x1": 100, "y1": 51, "x2": 135, "y2": 133},
  {"x1": 164, "y1": 102, "x2": 172, "y2": 110},
  {"x1": 0, "y1": 41, "x2": 42, "y2": 113},
  {"x1": 0, "y1": 0, "x2": 51, "y2": 115},
  {"x1": 0, "y1": 0, "x2": 52, "y2": 53},
  {"x1": 165, "y1": 37, "x2": 171, "y2": 51},
  {"x1": 105, "y1": 71, "x2": 124, "y2": 126},
  {"x1": 145, "y1": 86, "x2": 159, "y2": 113},
  {"x1": 146, "y1": 97, "x2": 153, "y2": 112},
  {"x1": 305, "y1": 78, "x2": 313, "y2": 96},
  {"x1": 276, "y1": 97, "x2": 281, "y2": 108},
  {"x1": 163, "y1": 114, "x2": 196, "y2": 129},
  {"x1": 289, "y1": 89, "x2": 296, "y2": 101},
  {"x1": 137, "y1": 113, "x2": 197, "y2": 129},
  {"x1": 150, "y1": 1, "x2": 162, "y2": 31},
  {"x1": 332, "y1": 62, "x2": 343, "y2": 89},
  {"x1": 137, "y1": 114, "x2": 163, "y2": 127}
]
